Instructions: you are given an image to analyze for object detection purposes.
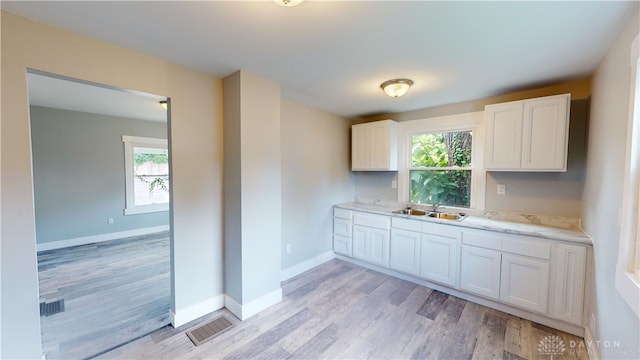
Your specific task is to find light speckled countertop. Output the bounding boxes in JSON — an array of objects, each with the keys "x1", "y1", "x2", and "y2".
[{"x1": 335, "y1": 202, "x2": 592, "y2": 245}]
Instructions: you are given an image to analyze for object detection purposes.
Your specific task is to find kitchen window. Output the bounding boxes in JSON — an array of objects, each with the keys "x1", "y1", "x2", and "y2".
[
  {"x1": 122, "y1": 135, "x2": 169, "y2": 215},
  {"x1": 410, "y1": 130, "x2": 472, "y2": 207},
  {"x1": 397, "y1": 112, "x2": 485, "y2": 210}
]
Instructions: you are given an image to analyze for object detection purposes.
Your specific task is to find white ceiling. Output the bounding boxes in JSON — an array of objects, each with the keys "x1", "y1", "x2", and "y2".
[
  {"x1": 4, "y1": 1, "x2": 638, "y2": 119},
  {"x1": 27, "y1": 72, "x2": 168, "y2": 122}
]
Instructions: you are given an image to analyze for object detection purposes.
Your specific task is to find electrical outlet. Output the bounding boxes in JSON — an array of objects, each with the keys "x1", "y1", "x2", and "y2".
[
  {"x1": 108, "y1": 217, "x2": 114, "y2": 224},
  {"x1": 391, "y1": 180, "x2": 397, "y2": 189},
  {"x1": 286, "y1": 244, "x2": 291, "y2": 254},
  {"x1": 497, "y1": 184, "x2": 506, "y2": 195}
]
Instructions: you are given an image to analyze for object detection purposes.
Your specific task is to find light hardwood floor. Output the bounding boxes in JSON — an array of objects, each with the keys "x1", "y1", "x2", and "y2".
[
  {"x1": 37, "y1": 232, "x2": 171, "y2": 360},
  {"x1": 99, "y1": 259, "x2": 589, "y2": 360}
]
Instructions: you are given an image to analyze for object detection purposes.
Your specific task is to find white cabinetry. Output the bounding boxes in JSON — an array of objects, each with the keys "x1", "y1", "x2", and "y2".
[
  {"x1": 351, "y1": 120, "x2": 398, "y2": 171},
  {"x1": 420, "y1": 223, "x2": 460, "y2": 287},
  {"x1": 352, "y1": 213, "x2": 390, "y2": 267},
  {"x1": 390, "y1": 228, "x2": 422, "y2": 276},
  {"x1": 551, "y1": 243, "x2": 587, "y2": 325},
  {"x1": 460, "y1": 245, "x2": 502, "y2": 300},
  {"x1": 500, "y1": 254, "x2": 550, "y2": 313},
  {"x1": 485, "y1": 93, "x2": 570, "y2": 171},
  {"x1": 333, "y1": 208, "x2": 352, "y2": 256}
]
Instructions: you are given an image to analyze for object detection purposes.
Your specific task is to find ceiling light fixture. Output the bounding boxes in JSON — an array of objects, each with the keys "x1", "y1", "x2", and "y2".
[
  {"x1": 380, "y1": 79, "x2": 414, "y2": 98},
  {"x1": 274, "y1": 0, "x2": 303, "y2": 7},
  {"x1": 159, "y1": 100, "x2": 168, "y2": 110}
]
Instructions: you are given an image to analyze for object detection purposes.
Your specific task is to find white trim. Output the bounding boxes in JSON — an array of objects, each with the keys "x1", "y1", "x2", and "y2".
[
  {"x1": 170, "y1": 294, "x2": 225, "y2": 328},
  {"x1": 615, "y1": 32, "x2": 640, "y2": 318},
  {"x1": 224, "y1": 288, "x2": 283, "y2": 320},
  {"x1": 584, "y1": 326, "x2": 600, "y2": 360},
  {"x1": 397, "y1": 111, "x2": 486, "y2": 210},
  {"x1": 280, "y1": 251, "x2": 336, "y2": 282},
  {"x1": 36, "y1": 225, "x2": 170, "y2": 252},
  {"x1": 122, "y1": 135, "x2": 169, "y2": 216}
]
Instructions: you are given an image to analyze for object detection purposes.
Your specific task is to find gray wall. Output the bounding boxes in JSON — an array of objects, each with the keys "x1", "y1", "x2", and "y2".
[
  {"x1": 281, "y1": 98, "x2": 354, "y2": 270},
  {"x1": 223, "y1": 71, "x2": 282, "y2": 306},
  {"x1": 484, "y1": 99, "x2": 588, "y2": 217},
  {"x1": 30, "y1": 106, "x2": 169, "y2": 244},
  {"x1": 353, "y1": 96, "x2": 589, "y2": 217},
  {"x1": 582, "y1": 8, "x2": 639, "y2": 358}
]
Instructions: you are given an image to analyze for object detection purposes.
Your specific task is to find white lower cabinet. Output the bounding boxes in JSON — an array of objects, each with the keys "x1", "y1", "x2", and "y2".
[
  {"x1": 389, "y1": 228, "x2": 421, "y2": 276},
  {"x1": 335, "y1": 207, "x2": 589, "y2": 331},
  {"x1": 420, "y1": 234, "x2": 458, "y2": 287},
  {"x1": 460, "y1": 245, "x2": 502, "y2": 300},
  {"x1": 500, "y1": 254, "x2": 550, "y2": 313},
  {"x1": 353, "y1": 225, "x2": 390, "y2": 267},
  {"x1": 551, "y1": 243, "x2": 587, "y2": 325}
]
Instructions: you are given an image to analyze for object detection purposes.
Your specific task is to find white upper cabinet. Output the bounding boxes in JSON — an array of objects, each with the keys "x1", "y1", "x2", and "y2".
[
  {"x1": 351, "y1": 120, "x2": 398, "y2": 171},
  {"x1": 485, "y1": 94, "x2": 570, "y2": 172}
]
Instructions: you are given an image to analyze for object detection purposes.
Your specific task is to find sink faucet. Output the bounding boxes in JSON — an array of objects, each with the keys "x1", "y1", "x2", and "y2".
[{"x1": 432, "y1": 203, "x2": 441, "y2": 213}]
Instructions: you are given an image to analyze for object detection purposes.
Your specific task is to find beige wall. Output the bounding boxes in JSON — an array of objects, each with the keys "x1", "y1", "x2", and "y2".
[
  {"x1": 1, "y1": 11, "x2": 224, "y2": 358},
  {"x1": 582, "y1": 8, "x2": 640, "y2": 358}
]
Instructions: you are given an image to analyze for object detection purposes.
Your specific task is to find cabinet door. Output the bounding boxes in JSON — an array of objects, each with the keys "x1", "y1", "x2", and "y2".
[
  {"x1": 368, "y1": 228, "x2": 390, "y2": 267},
  {"x1": 500, "y1": 254, "x2": 550, "y2": 314},
  {"x1": 369, "y1": 122, "x2": 390, "y2": 170},
  {"x1": 551, "y1": 243, "x2": 586, "y2": 325},
  {"x1": 521, "y1": 95, "x2": 569, "y2": 171},
  {"x1": 351, "y1": 125, "x2": 370, "y2": 170},
  {"x1": 485, "y1": 102, "x2": 524, "y2": 170},
  {"x1": 352, "y1": 225, "x2": 369, "y2": 260},
  {"x1": 390, "y1": 229, "x2": 421, "y2": 276},
  {"x1": 460, "y1": 245, "x2": 502, "y2": 300},
  {"x1": 420, "y1": 234, "x2": 458, "y2": 287}
]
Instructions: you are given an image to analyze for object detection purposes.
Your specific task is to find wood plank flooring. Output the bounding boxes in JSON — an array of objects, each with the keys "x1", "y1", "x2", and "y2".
[
  {"x1": 98, "y1": 259, "x2": 589, "y2": 360},
  {"x1": 37, "y1": 232, "x2": 171, "y2": 360}
]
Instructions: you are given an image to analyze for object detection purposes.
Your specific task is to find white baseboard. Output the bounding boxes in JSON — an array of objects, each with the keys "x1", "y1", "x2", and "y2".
[
  {"x1": 584, "y1": 326, "x2": 600, "y2": 360},
  {"x1": 225, "y1": 288, "x2": 283, "y2": 320},
  {"x1": 170, "y1": 294, "x2": 225, "y2": 328},
  {"x1": 281, "y1": 251, "x2": 336, "y2": 281},
  {"x1": 36, "y1": 225, "x2": 170, "y2": 252}
]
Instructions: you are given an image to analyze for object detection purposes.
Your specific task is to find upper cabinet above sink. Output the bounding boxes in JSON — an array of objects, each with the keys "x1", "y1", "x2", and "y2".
[
  {"x1": 352, "y1": 119, "x2": 398, "y2": 171},
  {"x1": 485, "y1": 93, "x2": 571, "y2": 172}
]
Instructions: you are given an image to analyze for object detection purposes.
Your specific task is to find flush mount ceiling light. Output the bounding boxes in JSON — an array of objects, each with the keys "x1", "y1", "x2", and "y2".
[
  {"x1": 274, "y1": 0, "x2": 303, "y2": 7},
  {"x1": 159, "y1": 100, "x2": 168, "y2": 110},
  {"x1": 380, "y1": 79, "x2": 414, "y2": 98}
]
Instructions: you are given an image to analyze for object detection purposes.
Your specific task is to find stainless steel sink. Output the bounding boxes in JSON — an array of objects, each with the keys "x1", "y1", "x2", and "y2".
[
  {"x1": 391, "y1": 208, "x2": 467, "y2": 221},
  {"x1": 427, "y1": 212, "x2": 467, "y2": 221}
]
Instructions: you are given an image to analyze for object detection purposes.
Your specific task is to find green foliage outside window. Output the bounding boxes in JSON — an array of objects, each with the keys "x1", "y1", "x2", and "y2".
[{"x1": 410, "y1": 131, "x2": 472, "y2": 207}]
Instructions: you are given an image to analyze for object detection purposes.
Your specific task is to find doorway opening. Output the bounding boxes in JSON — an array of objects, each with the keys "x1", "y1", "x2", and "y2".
[{"x1": 28, "y1": 69, "x2": 173, "y2": 359}]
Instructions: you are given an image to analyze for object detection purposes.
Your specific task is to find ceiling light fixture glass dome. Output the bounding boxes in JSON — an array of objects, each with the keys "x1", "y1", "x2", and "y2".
[
  {"x1": 380, "y1": 79, "x2": 414, "y2": 98},
  {"x1": 274, "y1": 0, "x2": 304, "y2": 7}
]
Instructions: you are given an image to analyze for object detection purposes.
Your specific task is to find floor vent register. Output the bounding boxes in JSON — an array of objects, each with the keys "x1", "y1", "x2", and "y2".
[
  {"x1": 186, "y1": 316, "x2": 233, "y2": 346},
  {"x1": 40, "y1": 299, "x2": 65, "y2": 317}
]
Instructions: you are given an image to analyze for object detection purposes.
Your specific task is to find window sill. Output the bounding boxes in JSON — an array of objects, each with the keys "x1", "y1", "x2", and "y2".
[
  {"x1": 124, "y1": 203, "x2": 169, "y2": 215},
  {"x1": 615, "y1": 267, "x2": 640, "y2": 318}
]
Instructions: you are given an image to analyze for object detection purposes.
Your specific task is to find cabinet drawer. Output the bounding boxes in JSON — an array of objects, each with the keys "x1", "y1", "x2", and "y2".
[
  {"x1": 422, "y1": 222, "x2": 460, "y2": 238},
  {"x1": 353, "y1": 213, "x2": 390, "y2": 230},
  {"x1": 462, "y1": 230, "x2": 502, "y2": 250},
  {"x1": 333, "y1": 218, "x2": 352, "y2": 237},
  {"x1": 502, "y1": 236, "x2": 551, "y2": 260},
  {"x1": 333, "y1": 235, "x2": 352, "y2": 256},
  {"x1": 334, "y1": 208, "x2": 352, "y2": 220},
  {"x1": 392, "y1": 217, "x2": 422, "y2": 232}
]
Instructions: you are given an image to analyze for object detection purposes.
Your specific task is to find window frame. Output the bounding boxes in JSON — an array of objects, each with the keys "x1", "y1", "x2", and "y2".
[
  {"x1": 397, "y1": 111, "x2": 486, "y2": 210},
  {"x1": 615, "y1": 32, "x2": 640, "y2": 318},
  {"x1": 122, "y1": 135, "x2": 169, "y2": 215}
]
